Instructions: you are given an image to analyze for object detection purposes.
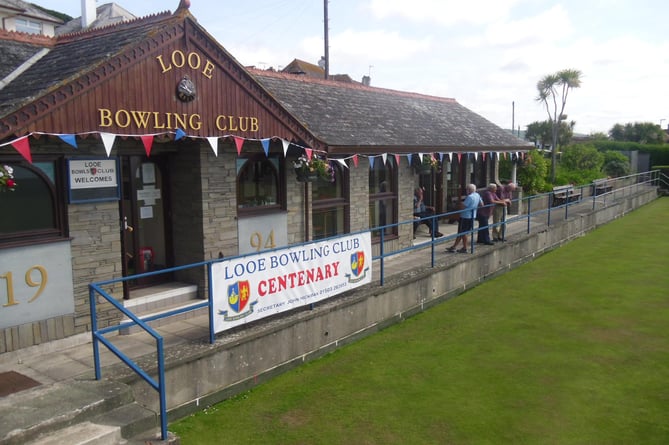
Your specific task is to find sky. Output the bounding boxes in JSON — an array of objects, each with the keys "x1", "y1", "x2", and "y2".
[{"x1": 33, "y1": 0, "x2": 669, "y2": 135}]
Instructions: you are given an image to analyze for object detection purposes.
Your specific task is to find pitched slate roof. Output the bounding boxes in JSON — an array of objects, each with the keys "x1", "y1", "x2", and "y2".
[
  {"x1": 0, "y1": 11, "x2": 171, "y2": 118},
  {"x1": 0, "y1": 33, "x2": 50, "y2": 79},
  {"x1": 253, "y1": 70, "x2": 531, "y2": 154}
]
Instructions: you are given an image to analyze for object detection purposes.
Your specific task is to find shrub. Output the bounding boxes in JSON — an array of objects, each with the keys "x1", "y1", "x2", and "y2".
[
  {"x1": 517, "y1": 150, "x2": 549, "y2": 195},
  {"x1": 602, "y1": 151, "x2": 630, "y2": 177}
]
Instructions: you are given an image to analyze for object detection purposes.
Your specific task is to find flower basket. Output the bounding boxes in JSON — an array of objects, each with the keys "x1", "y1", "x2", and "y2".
[
  {"x1": 293, "y1": 155, "x2": 334, "y2": 182},
  {"x1": 0, "y1": 164, "x2": 17, "y2": 192},
  {"x1": 294, "y1": 167, "x2": 319, "y2": 182},
  {"x1": 416, "y1": 155, "x2": 439, "y2": 175}
]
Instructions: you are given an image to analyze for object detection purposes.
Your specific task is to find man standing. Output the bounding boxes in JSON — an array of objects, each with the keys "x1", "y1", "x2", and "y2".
[
  {"x1": 413, "y1": 187, "x2": 443, "y2": 238},
  {"x1": 446, "y1": 184, "x2": 480, "y2": 253},
  {"x1": 492, "y1": 182, "x2": 516, "y2": 242},
  {"x1": 477, "y1": 184, "x2": 504, "y2": 245}
]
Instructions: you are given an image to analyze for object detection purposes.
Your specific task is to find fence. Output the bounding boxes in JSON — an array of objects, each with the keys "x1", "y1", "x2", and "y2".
[{"x1": 88, "y1": 170, "x2": 663, "y2": 440}]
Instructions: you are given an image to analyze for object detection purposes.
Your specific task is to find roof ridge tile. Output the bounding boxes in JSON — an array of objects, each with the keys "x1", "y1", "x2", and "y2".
[{"x1": 250, "y1": 68, "x2": 457, "y2": 103}]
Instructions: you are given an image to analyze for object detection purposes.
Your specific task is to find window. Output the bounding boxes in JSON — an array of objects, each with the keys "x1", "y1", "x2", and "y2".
[
  {"x1": 312, "y1": 162, "x2": 348, "y2": 240},
  {"x1": 369, "y1": 157, "x2": 397, "y2": 240},
  {"x1": 15, "y1": 18, "x2": 42, "y2": 34},
  {"x1": 0, "y1": 160, "x2": 66, "y2": 246},
  {"x1": 236, "y1": 155, "x2": 283, "y2": 213}
]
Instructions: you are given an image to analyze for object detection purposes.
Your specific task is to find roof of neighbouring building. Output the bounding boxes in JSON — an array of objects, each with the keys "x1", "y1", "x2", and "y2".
[
  {"x1": 55, "y1": 2, "x2": 136, "y2": 35},
  {"x1": 0, "y1": 0, "x2": 64, "y2": 24},
  {"x1": 281, "y1": 58, "x2": 356, "y2": 83}
]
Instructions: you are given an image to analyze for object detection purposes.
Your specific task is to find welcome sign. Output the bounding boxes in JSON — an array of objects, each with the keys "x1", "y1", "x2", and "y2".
[
  {"x1": 67, "y1": 158, "x2": 120, "y2": 203},
  {"x1": 212, "y1": 232, "x2": 372, "y2": 333}
]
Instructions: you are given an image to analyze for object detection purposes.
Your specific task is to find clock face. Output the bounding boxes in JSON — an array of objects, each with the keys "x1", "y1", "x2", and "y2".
[{"x1": 176, "y1": 76, "x2": 196, "y2": 102}]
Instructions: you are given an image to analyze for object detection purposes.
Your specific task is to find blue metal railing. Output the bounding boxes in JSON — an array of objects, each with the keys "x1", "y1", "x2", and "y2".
[
  {"x1": 88, "y1": 170, "x2": 661, "y2": 440},
  {"x1": 90, "y1": 261, "x2": 214, "y2": 440}
]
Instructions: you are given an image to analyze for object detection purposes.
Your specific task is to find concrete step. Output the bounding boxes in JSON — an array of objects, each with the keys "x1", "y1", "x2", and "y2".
[
  {"x1": 91, "y1": 402, "x2": 158, "y2": 441},
  {"x1": 0, "y1": 380, "x2": 134, "y2": 445},
  {"x1": 120, "y1": 283, "x2": 203, "y2": 335},
  {"x1": 27, "y1": 422, "x2": 121, "y2": 445}
]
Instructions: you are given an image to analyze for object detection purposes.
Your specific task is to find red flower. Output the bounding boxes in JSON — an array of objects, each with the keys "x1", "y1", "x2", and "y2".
[{"x1": 7, "y1": 179, "x2": 15, "y2": 188}]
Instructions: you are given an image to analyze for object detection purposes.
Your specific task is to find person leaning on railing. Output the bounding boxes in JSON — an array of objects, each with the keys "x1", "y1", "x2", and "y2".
[{"x1": 492, "y1": 182, "x2": 515, "y2": 242}]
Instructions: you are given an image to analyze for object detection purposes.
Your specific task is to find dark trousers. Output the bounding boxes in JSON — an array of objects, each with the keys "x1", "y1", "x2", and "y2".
[
  {"x1": 476, "y1": 214, "x2": 491, "y2": 243},
  {"x1": 414, "y1": 211, "x2": 439, "y2": 234}
]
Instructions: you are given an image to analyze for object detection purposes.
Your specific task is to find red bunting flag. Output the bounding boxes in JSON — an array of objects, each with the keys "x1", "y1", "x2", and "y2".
[
  {"x1": 140, "y1": 135, "x2": 154, "y2": 157},
  {"x1": 233, "y1": 136, "x2": 244, "y2": 155},
  {"x1": 352, "y1": 154, "x2": 359, "y2": 167},
  {"x1": 305, "y1": 148, "x2": 313, "y2": 160},
  {"x1": 11, "y1": 136, "x2": 32, "y2": 163}
]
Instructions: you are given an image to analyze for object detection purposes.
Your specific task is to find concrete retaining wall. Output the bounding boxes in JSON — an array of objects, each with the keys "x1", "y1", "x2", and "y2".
[{"x1": 116, "y1": 189, "x2": 658, "y2": 420}]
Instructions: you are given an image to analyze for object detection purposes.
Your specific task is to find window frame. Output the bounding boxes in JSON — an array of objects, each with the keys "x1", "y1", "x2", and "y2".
[
  {"x1": 368, "y1": 157, "x2": 398, "y2": 242},
  {"x1": 14, "y1": 18, "x2": 43, "y2": 34},
  {"x1": 312, "y1": 162, "x2": 349, "y2": 240},
  {"x1": 0, "y1": 157, "x2": 68, "y2": 248},
  {"x1": 235, "y1": 153, "x2": 285, "y2": 216}
]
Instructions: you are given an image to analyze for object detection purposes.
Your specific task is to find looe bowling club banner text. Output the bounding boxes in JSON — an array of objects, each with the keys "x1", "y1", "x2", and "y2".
[{"x1": 212, "y1": 232, "x2": 372, "y2": 333}]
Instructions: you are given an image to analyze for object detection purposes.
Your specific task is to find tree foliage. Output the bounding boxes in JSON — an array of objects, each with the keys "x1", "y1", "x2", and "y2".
[
  {"x1": 609, "y1": 122, "x2": 666, "y2": 144},
  {"x1": 561, "y1": 144, "x2": 604, "y2": 171},
  {"x1": 525, "y1": 120, "x2": 575, "y2": 148},
  {"x1": 517, "y1": 150, "x2": 549, "y2": 195},
  {"x1": 535, "y1": 69, "x2": 582, "y2": 182},
  {"x1": 602, "y1": 151, "x2": 631, "y2": 177},
  {"x1": 589, "y1": 132, "x2": 609, "y2": 141}
]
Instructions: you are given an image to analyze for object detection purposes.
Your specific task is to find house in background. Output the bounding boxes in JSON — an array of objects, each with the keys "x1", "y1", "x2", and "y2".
[
  {"x1": 281, "y1": 57, "x2": 356, "y2": 84},
  {"x1": 0, "y1": 0, "x2": 63, "y2": 36},
  {"x1": 56, "y1": 2, "x2": 137, "y2": 35}
]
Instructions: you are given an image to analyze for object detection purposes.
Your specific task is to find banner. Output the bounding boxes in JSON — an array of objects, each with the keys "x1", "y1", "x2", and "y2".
[{"x1": 212, "y1": 232, "x2": 372, "y2": 333}]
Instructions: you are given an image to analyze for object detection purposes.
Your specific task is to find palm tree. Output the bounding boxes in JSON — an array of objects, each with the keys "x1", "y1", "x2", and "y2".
[{"x1": 536, "y1": 69, "x2": 582, "y2": 181}]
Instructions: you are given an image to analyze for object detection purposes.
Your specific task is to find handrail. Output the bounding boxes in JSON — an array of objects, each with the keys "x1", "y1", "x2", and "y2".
[
  {"x1": 89, "y1": 260, "x2": 215, "y2": 440},
  {"x1": 88, "y1": 170, "x2": 659, "y2": 440}
]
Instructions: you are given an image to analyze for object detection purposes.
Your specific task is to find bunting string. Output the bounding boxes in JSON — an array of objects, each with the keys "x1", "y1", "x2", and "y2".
[{"x1": 0, "y1": 130, "x2": 528, "y2": 166}]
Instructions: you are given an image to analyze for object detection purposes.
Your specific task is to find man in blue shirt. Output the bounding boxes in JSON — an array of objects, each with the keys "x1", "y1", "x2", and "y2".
[{"x1": 446, "y1": 184, "x2": 481, "y2": 253}]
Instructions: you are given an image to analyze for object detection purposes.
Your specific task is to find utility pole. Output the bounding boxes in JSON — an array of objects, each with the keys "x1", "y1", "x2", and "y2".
[{"x1": 323, "y1": 0, "x2": 329, "y2": 80}]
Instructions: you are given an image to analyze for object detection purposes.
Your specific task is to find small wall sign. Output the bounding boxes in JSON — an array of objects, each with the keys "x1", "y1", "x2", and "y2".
[{"x1": 68, "y1": 158, "x2": 120, "y2": 203}]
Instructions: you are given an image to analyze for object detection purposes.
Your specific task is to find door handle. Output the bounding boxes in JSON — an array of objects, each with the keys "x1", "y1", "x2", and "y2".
[{"x1": 123, "y1": 216, "x2": 134, "y2": 232}]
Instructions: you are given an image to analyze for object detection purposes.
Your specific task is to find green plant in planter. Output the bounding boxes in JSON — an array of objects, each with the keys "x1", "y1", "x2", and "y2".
[
  {"x1": 294, "y1": 155, "x2": 334, "y2": 182},
  {"x1": 417, "y1": 154, "x2": 439, "y2": 174}
]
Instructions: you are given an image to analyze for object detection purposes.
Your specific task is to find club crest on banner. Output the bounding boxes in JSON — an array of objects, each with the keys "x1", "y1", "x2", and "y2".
[
  {"x1": 219, "y1": 280, "x2": 256, "y2": 321},
  {"x1": 346, "y1": 251, "x2": 368, "y2": 283}
]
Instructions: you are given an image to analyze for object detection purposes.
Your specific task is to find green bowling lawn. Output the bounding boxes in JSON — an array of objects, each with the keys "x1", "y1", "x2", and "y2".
[{"x1": 171, "y1": 198, "x2": 669, "y2": 444}]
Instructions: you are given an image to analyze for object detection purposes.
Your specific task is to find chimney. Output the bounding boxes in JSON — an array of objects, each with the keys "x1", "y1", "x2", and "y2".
[
  {"x1": 81, "y1": 0, "x2": 97, "y2": 28},
  {"x1": 362, "y1": 75, "x2": 371, "y2": 86}
]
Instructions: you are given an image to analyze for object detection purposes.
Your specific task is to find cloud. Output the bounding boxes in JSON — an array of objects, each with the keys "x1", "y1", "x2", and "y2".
[
  {"x1": 335, "y1": 30, "x2": 432, "y2": 60},
  {"x1": 460, "y1": 5, "x2": 573, "y2": 49},
  {"x1": 365, "y1": 0, "x2": 522, "y2": 26}
]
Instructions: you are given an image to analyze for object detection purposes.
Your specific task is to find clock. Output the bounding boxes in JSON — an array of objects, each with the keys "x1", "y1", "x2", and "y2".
[{"x1": 176, "y1": 75, "x2": 196, "y2": 102}]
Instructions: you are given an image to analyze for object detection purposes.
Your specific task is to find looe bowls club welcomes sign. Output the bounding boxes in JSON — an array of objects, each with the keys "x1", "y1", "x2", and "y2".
[{"x1": 211, "y1": 232, "x2": 372, "y2": 333}]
